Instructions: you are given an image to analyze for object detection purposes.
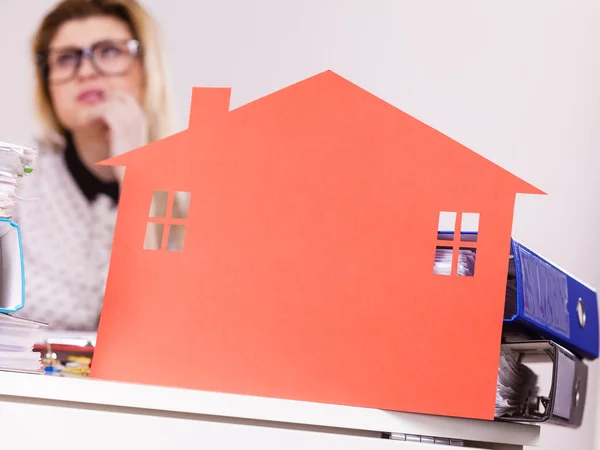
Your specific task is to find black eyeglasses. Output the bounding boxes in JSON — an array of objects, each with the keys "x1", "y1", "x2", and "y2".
[{"x1": 39, "y1": 39, "x2": 141, "y2": 84}]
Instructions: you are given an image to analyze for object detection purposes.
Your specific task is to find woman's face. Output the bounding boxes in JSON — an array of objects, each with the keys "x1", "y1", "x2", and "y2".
[{"x1": 47, "y1": 15, "x2": 144, "y2": 134}]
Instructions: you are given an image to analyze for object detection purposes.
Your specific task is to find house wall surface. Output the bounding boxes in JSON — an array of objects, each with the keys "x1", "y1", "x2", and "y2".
[
  {"x1": 1, "y1": 0, "x2": 599, "y2": 448},
  {"x1": 96, "y1": 106, "x2": 514, "y2": 420}
]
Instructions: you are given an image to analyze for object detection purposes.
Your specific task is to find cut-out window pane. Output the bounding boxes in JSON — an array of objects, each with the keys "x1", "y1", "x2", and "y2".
[
  {"x1": 457, "y1": 248, "x2": 476, "y2": 276},
  {"x1": 433, "y1": 246, "x2": 453, "y2": 276},
  {"x1": 461, "y1": 212, "x2": 480, "y2": 242},
  {"x1": 172, "y1": 191, "x2": 191, "y2": 219},
  {"x1": 144, "y1": 223, "x2": 164, "y2": 250},
  {"x1": 438, "y1": 211, "x2": 457, "y2": 240},
  {"x1": 149, "y1": 191, "x2": 169, "y2": 217},
  {"x1": 168, "y1": 225, "x2": 186, "y2": 252}
]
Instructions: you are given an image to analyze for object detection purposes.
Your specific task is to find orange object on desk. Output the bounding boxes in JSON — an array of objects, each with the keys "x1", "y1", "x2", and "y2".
[{"x1": 91, "y1": 70, "x2": 544, "y2": 420}]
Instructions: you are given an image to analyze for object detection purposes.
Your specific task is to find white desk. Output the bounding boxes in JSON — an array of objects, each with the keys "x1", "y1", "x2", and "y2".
[{"x1": 0, "y1": 371, "x2": 539, "y2": 449}]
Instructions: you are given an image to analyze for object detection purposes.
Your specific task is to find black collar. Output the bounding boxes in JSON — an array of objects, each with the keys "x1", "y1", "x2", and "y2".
[{"x1": 63, "y1": 135, "x2": 120, "y2": 206}]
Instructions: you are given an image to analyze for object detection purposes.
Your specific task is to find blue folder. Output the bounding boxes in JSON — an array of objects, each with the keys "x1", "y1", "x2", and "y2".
[
  {"x1": 0, "y1": 217, "x2": 25, "y2": 314},
  {"x1": 504, "y1": 239, "x2": 599, "y2": 360},
  {"x1": 437, "y1": 231, "x2": 598, "y2": 360}
]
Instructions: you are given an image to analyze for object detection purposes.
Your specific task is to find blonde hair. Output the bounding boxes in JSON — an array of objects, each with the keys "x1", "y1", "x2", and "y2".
[
  {"x1": 33, "y1": 0, "x2": 184, "y2": 250},
  {"x1": 32, "y1": 0, "x2": 175, "y2": 148}
]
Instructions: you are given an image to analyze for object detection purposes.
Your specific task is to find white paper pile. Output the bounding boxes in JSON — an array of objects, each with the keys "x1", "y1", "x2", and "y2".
[
  {"x1": 0, "y1": 313, "x2": 48, "y2": 373},
  {"x1": 0, "y1": 141, "x2": 37, "y2": 217},
  {"x1": 495, "y1": 347, "x2": 539, "y2": 417}
]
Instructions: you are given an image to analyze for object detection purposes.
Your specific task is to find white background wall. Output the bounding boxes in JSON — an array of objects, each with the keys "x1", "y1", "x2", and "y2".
[{"x1": 0, "y1": 1, "x2": 599, "y2": 448}]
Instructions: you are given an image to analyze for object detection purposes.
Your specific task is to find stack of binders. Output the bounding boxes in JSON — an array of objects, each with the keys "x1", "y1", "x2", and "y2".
[
  {"x1": 435, "y1": 235, "x2": 598, "y2": 428},
  {"x1": 0, "y1": 141, "x2": 47, "y2": 373}
]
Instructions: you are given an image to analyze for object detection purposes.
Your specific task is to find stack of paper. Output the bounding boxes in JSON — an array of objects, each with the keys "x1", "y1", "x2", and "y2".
[
  {"x1": 0, "y1": 313, "x2": 48, "y2": 373},
  {"x1": 495, "y1": 347, "x2": 539, "y2": 417},
  {"x1": 0, "y1": 141, "x2": 43, "y2": 373},
  {"x1": 0, "y1": 141, "x2": 37, "y2": 217}
]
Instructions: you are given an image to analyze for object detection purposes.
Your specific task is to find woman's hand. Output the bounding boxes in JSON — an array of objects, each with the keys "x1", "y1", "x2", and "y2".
[{"x1": 85, "y1": 91, "x2": 148, "y2": 182}]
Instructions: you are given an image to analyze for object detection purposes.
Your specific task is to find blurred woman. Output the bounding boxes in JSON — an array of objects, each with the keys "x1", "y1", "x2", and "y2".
[{"x1": 16, "y1": 0, "x2": 174, "y2": 330}]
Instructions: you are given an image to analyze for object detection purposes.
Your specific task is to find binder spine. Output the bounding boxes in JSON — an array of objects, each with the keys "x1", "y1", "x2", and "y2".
[
  {"x1": 506, "y1": 240, "x2": 599, "y2": 360},
  {"x1": 514, "y1": 241, "x2": 570, "y2": 338}
]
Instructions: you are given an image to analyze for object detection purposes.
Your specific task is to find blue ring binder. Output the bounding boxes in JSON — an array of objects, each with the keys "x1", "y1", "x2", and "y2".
[
  {"x1": 0, "y1": 217, "x2": 25, "y2": 315},
  {"x1": 505, "y1": 239, "x2": 599, "y2": 360}
]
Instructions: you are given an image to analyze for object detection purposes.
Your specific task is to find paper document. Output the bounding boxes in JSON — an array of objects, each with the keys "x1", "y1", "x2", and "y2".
[{"x1": 0, "y1": 313, "x2": 48, "y2": 373}]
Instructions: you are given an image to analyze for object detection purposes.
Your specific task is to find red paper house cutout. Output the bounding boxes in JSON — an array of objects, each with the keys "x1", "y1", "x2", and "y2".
[{"x1": 91, "y1": 70, "x2": 544, "y2": 420}]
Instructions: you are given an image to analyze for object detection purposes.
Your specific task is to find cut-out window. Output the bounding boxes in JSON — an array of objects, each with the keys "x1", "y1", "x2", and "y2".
[
  {"x1": 460, "y1": 212, "x2": 480, "y2": 242},
  {"x1": 149, "y1": 191, "x2": 169, "y2": 217},
  {"x1": 433, "y1": 211, "x2": 478, "y2": 276},
  {"x1": 173, "y1": 192, "x2": 191, "y2": 219},
  {"x1": 438, "y1": 211, "x2": 457, "y2": 236},
  {"x1": 168, "y1": 225, "x2": 186, "y2": 252},
  {"x1": 144, "y1": 190, "x2": 191, "y2": 252},
  {"x1": 143, "y1": 223, "x2": 164, "y2": 250},
  {"x1": 433, "y1": 246, "x2": 453, "y2": 276}
]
